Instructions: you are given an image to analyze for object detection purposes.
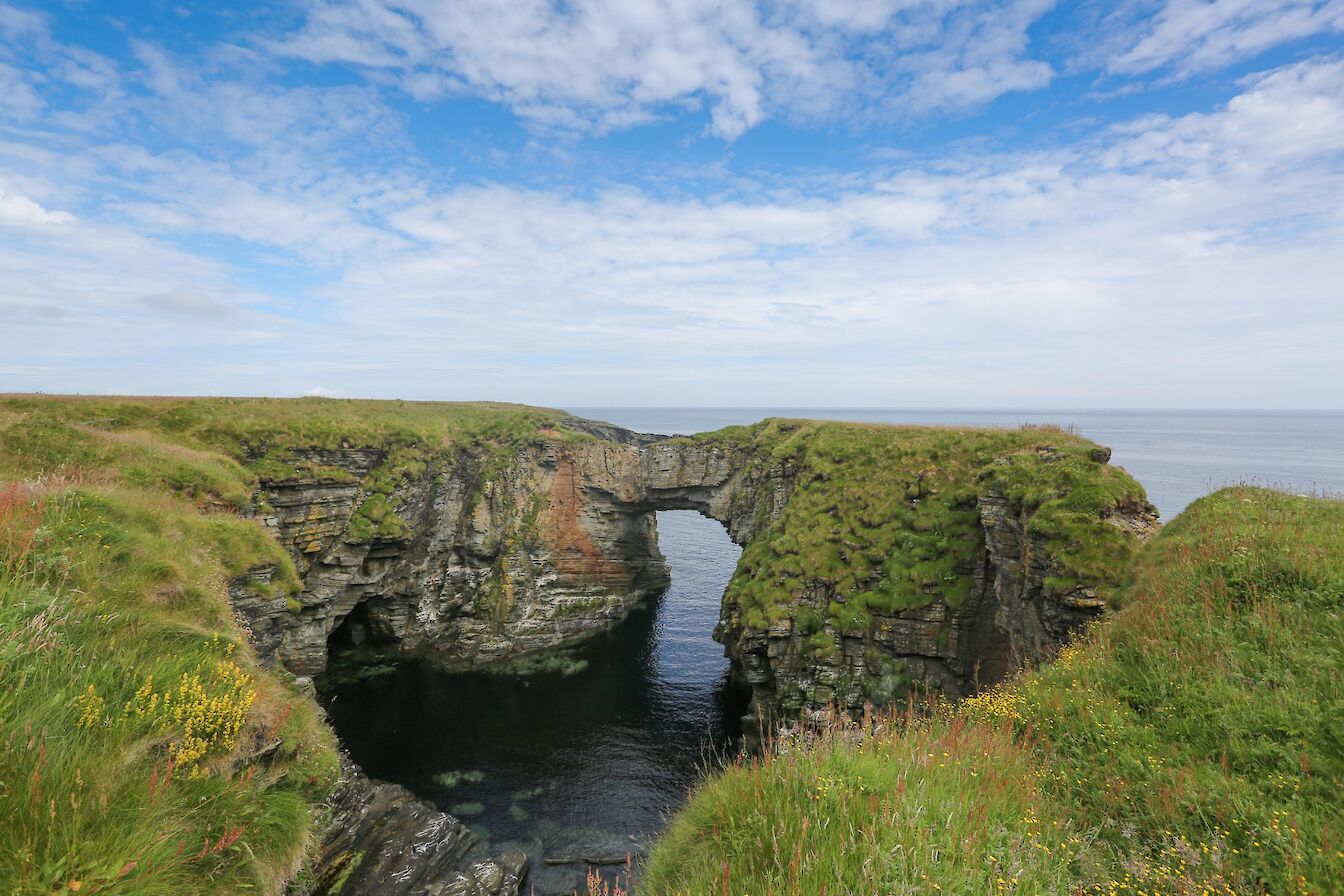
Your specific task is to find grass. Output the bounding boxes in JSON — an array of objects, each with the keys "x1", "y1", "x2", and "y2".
[
  {"x1": 0, "y1": 395, "x2": 622, "y2": 895},
  {"x1": 693, "y1": 418, "x2": 1149, "y2": 634},
  {"x1": 637, "y1": 488, "x2": 1344, "y2": 895},
  {"x1": 0, "y1": 482, "x2": 338, "y2": 895},
  {"x1": 0, "y1": 395, "x2": 599, "y2": 544}
]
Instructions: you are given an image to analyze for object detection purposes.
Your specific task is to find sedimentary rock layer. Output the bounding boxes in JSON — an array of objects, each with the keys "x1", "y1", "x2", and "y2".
[{"x1": 231, "y1": 418, "x2": 1156, "y2": 733}]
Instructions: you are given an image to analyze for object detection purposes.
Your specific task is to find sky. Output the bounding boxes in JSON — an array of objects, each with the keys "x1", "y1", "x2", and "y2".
[{"x1": 1, "y1": 1, "x2": 1342, "y2": 408}]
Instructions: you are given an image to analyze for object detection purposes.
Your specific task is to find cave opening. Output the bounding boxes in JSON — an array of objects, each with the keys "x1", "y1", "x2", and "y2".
[
  {"x1": 325, "y1": 600, "x2": 402, "y2": 675},
  {"x1": 328, "y1": 601, "x2": 376, "y2": 651}
]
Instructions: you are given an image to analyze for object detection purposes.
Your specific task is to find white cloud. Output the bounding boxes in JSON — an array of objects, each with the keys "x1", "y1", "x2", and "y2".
[
  {"x1": 272, "y1": 0, "x2": 1056, "y2": 138},
  {"x1": 1109, "y1": 0, "x2": 1344, "y2": 76},
  {"x1": 0, "y1": 4, "x2": 1341, "y2": 406},
  {"x1": 0, "y1": 183, "x2": 73, "y2": 225}
]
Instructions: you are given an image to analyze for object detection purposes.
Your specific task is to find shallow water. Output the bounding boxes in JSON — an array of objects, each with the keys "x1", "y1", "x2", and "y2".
[
  {"x1": 324, "y1": 511, "x2": 746, "y2": 895},
  {"x1": 325, "y1": 409, "x2": 1343, "y2": 893}
]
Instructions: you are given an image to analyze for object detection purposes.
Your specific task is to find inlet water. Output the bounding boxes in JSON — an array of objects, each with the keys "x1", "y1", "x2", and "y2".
[{"x1": 323, "y1": 511, "x2": 747, "y2": 895}]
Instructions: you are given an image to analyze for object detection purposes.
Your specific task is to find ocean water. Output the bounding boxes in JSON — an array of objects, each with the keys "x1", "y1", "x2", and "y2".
[{"x1": 325, "y1": 409, "x2": 1342, "y2": 893}]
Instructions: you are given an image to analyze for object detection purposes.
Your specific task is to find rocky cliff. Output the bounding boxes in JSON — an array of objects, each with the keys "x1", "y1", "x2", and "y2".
[
  {"x1": 304, "y1": 757, "x2": 526, "y2": 896},
  {"x1": 232, "y1": 439, "x2": 670, "y2": 677},
  {"x1": 229, "y1": 417, "x2": 1156, "y2": 739}
]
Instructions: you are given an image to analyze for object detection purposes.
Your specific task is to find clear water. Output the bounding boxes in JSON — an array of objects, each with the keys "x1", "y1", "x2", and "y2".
[{"x1": 325, "y1": 409, "x2": 1343, "y2": 893}]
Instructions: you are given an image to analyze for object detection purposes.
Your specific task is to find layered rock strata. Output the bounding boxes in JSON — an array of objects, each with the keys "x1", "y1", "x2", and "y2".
[
  {"x1": 230, "y1": 423, "x2": 1155, "y2": 731},
  {"x1": 302, "y1": 757, "x2": 525, "y2": 896}
]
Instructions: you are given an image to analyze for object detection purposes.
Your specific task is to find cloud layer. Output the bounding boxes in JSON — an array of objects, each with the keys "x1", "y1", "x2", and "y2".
[
  {"x1": 275, "y1": 0, "x2": 1059, "y2": 137},
  {"x1": 0, "y1": 1, "x2": 1342, "y2": 406}
]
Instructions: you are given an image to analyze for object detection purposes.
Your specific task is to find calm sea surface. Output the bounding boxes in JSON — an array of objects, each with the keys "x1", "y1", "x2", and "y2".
[{"x1": 326, "y1": 410, "x2": 1342, "y2": 893}]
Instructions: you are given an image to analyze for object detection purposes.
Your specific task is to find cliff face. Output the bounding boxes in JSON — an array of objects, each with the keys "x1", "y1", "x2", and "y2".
[
  {"x1": 230, "y1": 420, "x2": 1156, "y2": 737},
  {"x1": 233, "y1": 440, "x2": 669, "y2": 677},
  {"x1": 716, "y1": 482, "x2": 1158, "y2": 731}
]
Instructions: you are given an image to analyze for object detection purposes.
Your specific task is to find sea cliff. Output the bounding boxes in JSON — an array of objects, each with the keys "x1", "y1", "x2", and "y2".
[{"x1": 0, "y1": 396, "x2": 1157, "y2": 895}]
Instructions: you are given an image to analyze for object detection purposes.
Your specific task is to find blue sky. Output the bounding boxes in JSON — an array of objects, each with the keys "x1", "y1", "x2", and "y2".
[{"x1": 1, "y1": 1, "x2": 1342, "y2": 407}]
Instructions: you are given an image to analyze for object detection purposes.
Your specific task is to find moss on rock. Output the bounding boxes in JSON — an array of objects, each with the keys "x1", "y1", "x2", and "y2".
[{"x1": 694, "y1": 419, "x2": 1150, "y2": 635}]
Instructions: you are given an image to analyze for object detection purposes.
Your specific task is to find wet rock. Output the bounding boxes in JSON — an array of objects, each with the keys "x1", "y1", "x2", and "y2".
[{"x1": 302, "y1": 756, "x2": 526, "y2": 896}]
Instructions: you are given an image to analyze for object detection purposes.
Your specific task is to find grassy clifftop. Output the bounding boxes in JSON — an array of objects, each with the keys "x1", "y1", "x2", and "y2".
[
  {"x1": 692, "y1": 418, "x2": 1151, "y2": 633},
  {"x1": 0, "y1": 394, "x2": 597, "y2": 499},
  {"x1": 0, "y1": 395, "x2": 601, "y2": 895},
  {"x1": 640, "y1": 488, "x2": 1344, "y2": 895},
  {"x1": 0, "y1": 480, "x2": 336, "y2": 895}
]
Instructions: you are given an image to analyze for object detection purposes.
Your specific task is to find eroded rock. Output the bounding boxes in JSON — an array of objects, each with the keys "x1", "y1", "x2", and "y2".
[{"x1": 302, "y1": 757, "x2": 526, "y2": 896}]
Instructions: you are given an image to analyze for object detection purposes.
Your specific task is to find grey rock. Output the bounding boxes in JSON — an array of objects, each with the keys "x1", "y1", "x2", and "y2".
[{"x1": 301, "y1": 756, "x2": 526, "y2": 896}]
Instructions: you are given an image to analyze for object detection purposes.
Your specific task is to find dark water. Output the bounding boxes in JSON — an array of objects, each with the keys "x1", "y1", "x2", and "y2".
[
  {"x1": 325, "y1": 409, "x2": 1342, "y2": 893},
  {"x1": 325, "y1": 511, "x2": 746, "y2": 895}
]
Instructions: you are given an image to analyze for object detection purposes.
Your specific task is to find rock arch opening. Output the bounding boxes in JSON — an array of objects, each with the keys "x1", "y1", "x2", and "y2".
[{"x1": 327, "y1": 599, "x2": 399, "y2": 657}]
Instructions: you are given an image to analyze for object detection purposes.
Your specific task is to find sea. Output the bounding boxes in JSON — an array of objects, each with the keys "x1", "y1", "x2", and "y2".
[{"x1": 325, "y1": 409, "x2": 1343, "y2": 894}]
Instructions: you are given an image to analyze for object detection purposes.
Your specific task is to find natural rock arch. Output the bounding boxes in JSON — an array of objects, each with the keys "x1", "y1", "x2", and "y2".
[{"x1": 231, "y1": 423, "x2": 1156, "y2": 730}]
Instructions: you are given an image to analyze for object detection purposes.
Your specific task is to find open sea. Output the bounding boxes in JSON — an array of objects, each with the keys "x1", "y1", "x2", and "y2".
[{"x1": 326, "y1": 409, "x2": 1342, "y2": 893}]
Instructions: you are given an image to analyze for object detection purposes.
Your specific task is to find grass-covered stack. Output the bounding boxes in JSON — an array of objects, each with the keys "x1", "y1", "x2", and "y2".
[
  {"x1": 639, "y1": 488, "x2": 1344, "y2": 894},
  {"x1": 695, "y1": 418, "x2": 1151, "y2": 631},
  {"x1": 678, "y1": 418, "x2": 1156, "y2": 720}
]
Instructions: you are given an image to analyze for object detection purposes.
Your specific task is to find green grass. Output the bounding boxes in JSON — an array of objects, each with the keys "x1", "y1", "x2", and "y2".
[
  {"x1": 0, "y1": 483, "x2": 338, "y2": 895},
  {"x1": 0, "y1": 395, "x2": 599, "y2": 543},
  {"x1": 693, "y1": 418, "x2": 1149, "y2": 633},
  {"x1": 640, "y1": 488, "x2": 1344, "y2": 895},
  {"x1": 0, "y1": 395, "x2": 615, "y2": 895}
]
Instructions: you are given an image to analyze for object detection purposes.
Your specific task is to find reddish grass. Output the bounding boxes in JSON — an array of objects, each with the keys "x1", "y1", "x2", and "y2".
[{"x1": 0, "y1": 482, "x2": 44, "y2": 577}]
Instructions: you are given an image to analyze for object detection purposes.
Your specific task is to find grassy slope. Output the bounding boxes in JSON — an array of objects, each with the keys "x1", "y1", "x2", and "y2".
[
  {"x1": 693, "y1": 418, "x2": 1149, "y2": 634},
  {"x1": 641, "y1": 488, "x2": 1344, "y2": 895},
  {"x1": 0, "y1": 396, "x2": 596, "y2": 896}
]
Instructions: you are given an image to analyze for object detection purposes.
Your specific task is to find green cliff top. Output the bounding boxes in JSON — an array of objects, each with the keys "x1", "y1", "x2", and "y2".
[
  {"x1": 0, "y1": 395, "x2": 604, "y2": 546},
  {"x1": 692, "y1": 418, "x2": 1152, "y2": 632},
  {"x1": 0, "y1": 394, "x2": 597, "y2": 499}
]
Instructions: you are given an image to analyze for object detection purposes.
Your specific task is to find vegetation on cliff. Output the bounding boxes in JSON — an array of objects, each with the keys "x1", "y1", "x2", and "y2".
[
  {"x1": 693, "y1": 418, "x2": 1150, "y2": 633},
  {"x1": 0, "y1": 396, "x2": 597, "y2": 894},
  {"x1": 640, "y1": 488, "x2": 1344, "y2": 894},
  {"x1": 0, "y1": 395, "x2": 598, "y2": 544},
  {"x1": 0, "y1": 480, "x2": 338, "y2": 895}
]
